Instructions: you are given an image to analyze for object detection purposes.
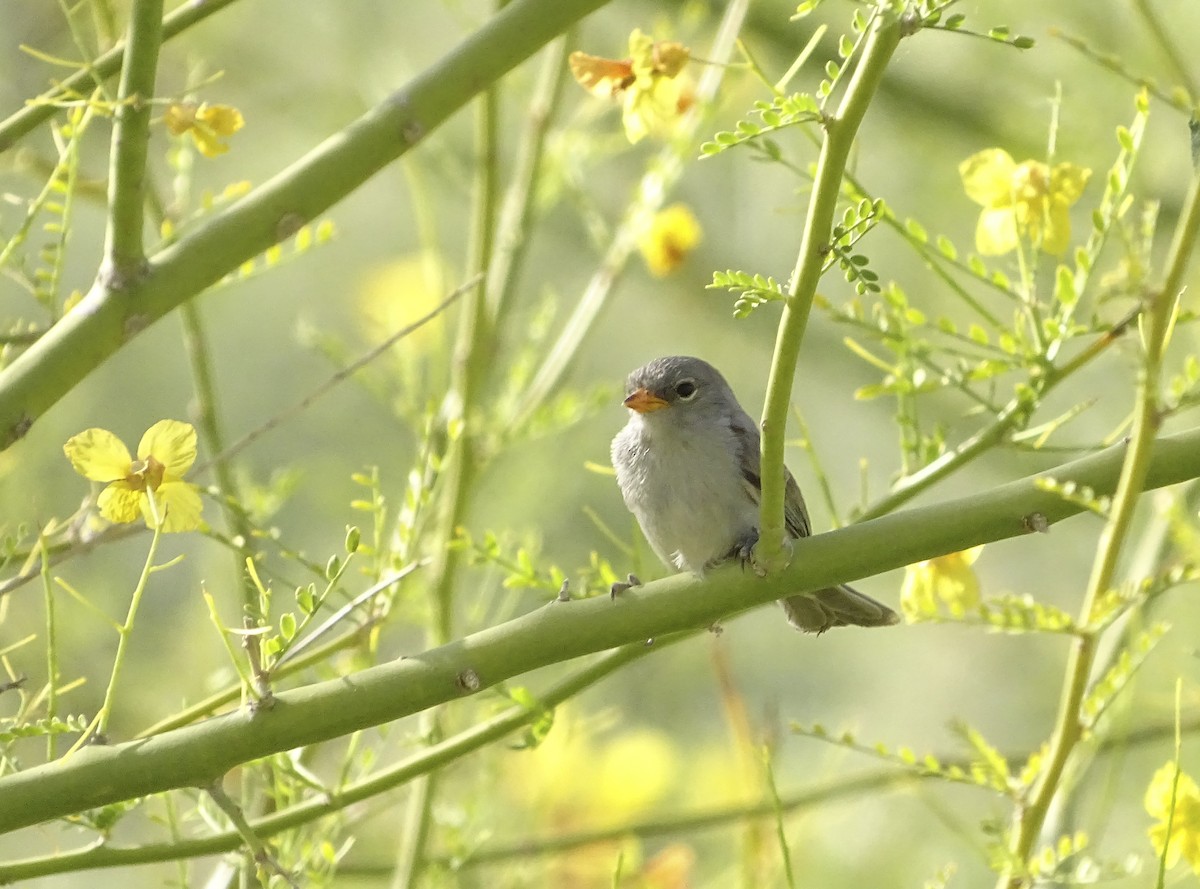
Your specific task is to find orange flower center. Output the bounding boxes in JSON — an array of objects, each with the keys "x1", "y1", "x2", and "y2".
[
  {"x1": 126, "y1": 454, "x2": 166, "y2": 491},
  {"x1": 1013, "y1": 162, "x2": 1049, "y2": 202}
]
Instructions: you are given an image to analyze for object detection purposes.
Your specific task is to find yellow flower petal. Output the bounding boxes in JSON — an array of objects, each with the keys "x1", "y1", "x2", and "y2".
[
  {"x1": 959, "y1": 149, "x2": 1016, "y2": 208},
  {"x1": 627, "y1": 28, "x2": 657, "y2": 80},
  {"x1": 901, "y1": 547, "x2": 983, "y2": 618},
  {"x1": 975, "y1": 207, "x2": 1019, "y2": 256},
  {"x1": 569, "y1": 52, "x2": 634, "y2": 98},
  {"x1": 138, "y1": 420, "x2": 197, "y2": 478},
  {"x1": 163, "y1": 103, "x2": 196, "y2": 136},
  {"x1": 1144, "y1": 762, "x2": 1200, "y2": 873},
  {"x1": 190, "y1": 127, "x2": 229, "y2": 158},
  {"x1": 194, "y1": 103, "x2": 244, "y2": 137},
  {"x1": 147, "y1": 481, "x2": 204, "y2": 532},
  {"x1": 1038, "y1": 199, "x2": 1073, "y2": 255},
  {"x1": 638, "y1": 204, "x2": 702, "y2": 276},
  {"x1": 98, "y1": 482, "x2": 144, "y2": 524},
  {"x1": 1145, "y1": 763, "x2": 1200, "y2": 819},
  {"x1": 64, "y1": 428, "x2": 132, "y2": 482},
  {"x1": 623, "y1": 78, "x2": 683, "y2": 144}
]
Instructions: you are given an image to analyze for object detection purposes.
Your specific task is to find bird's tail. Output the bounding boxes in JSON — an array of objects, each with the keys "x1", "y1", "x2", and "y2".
[{"x1": 780, "y1": 585, "x2": 900, "y2": 634}]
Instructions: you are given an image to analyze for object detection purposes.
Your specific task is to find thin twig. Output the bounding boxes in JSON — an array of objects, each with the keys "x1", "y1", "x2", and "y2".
[{"x1": 194, "y1": 276, "x2": 476, "y2": 477}]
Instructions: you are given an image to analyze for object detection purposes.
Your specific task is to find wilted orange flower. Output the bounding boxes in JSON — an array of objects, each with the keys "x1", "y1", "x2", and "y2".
[{"x1": 570, "y1": 29, "x2": 691, "y2": 143}]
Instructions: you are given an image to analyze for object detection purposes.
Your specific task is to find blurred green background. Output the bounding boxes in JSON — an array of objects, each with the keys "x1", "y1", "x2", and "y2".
[{"x1": 1, "y1": 0, "x2": 1199, "y2": 886}]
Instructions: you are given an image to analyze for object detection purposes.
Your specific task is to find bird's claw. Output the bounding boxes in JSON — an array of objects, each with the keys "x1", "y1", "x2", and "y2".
[
  {"x1": 731, "y1": 530, "x2": 768, "y2": 577},
  {"x1": 610, "y1": 574, "x2": 642, "y2": 599}
]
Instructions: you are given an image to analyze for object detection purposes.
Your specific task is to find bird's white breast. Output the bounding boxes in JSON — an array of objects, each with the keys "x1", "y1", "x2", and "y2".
[{"x1": 611, "y1": 412, "x2": 758, "y2": 574}]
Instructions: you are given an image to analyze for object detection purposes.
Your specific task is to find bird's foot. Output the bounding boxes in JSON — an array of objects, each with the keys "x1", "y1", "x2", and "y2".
[
  {"x1": 610, "y1": 573, "x2": 642, "y2": 599},
  {"x1": 730, "y1": 530, "x2": 768, "y2": 577}
]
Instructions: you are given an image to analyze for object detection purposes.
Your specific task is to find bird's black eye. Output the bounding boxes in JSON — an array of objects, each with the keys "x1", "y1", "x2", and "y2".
[{"x1": 675, "y1": 379, "x2": 697, "y2": 400}]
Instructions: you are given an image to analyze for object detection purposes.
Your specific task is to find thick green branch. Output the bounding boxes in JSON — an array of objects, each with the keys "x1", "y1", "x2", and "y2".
[
  {"x1": 2, "y1": 424, "x2": 1200, "y2": 834},
  {"x1": 0, "y1": 0, "x2": 610, "y2": 450},
  {"x1": 0, "y1": 641, "x2": 665, "y2": 882},
  {"x1": 757, "y1": 3, "x2": 902, "y2": 565},
  {"x1": 100, "y1": 0, "x2": 163, "y2": 283}
]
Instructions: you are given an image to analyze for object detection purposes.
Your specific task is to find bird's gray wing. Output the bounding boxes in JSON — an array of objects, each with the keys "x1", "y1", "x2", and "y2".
[
  {"x1": 729, "y1": 409, "x2": 898, "y2": 633},
  {"x1": 728, "y1": 409, "x2": 811, "y2": 539}
]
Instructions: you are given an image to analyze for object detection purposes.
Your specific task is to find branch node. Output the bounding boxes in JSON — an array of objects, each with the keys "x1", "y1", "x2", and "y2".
[
  {"x1": 275, "y1": 211, "x2": 307, "y2": 242},
  {"x1": 455, "y1": 668, "x2": 481, "y2": 693},
  {"x1": 1022, "y1": 512, "x2": 1050, "y2": 534},
  {"x1": 4, "y1": 414, "x2": 33, "y2": 447},
  {"x1": 99, "y1": 258, "x2": 150, "y2": 293},
  {"x1": 123, "y1": 313, "x2": 152, "y2": 339}
]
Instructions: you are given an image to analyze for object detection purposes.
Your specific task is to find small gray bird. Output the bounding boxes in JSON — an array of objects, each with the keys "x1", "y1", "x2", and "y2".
[{"x1": 610, "y1": 355, "x2": 899, "y2": 633}]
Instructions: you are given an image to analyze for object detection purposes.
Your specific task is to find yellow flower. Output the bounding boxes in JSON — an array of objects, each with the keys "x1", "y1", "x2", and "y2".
[
  {"x1": 64, "y1": 420, "x2": 204, "y2": 532},
  {"x1": 638, "y1": 204, "x2": 702, "y2": 277},
  {"x1": 900, "y1": 545, "x2": 983, "y2": 619},
  {"x1": 959, "y1": 149, "x2": 1090, "y2": 256},
  {"x1": 570, "y1": 29, "x2": 691, "y2": 144},
  {"x1": 164, "y1": 102, "x2": 245, "y2": 157},
  {"x1": 502, "y1": 710, "x2": 680, "y2": 885},
  {"x1": 357, "y1": 252, "x2": 449, "y2": 355},
  {"x1": 1145, "y1": 762, "x2": 1200, "y2": 874}
]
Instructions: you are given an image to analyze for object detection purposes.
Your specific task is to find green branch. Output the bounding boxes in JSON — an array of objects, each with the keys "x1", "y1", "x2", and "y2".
[
  {"x1": 998, "y1": 154, "x2": 1200, "y2": 887},
  {"x1": 2, "y1": 424, "x2": 1200, "y2": 833},
  {"x1": 0, "y1": 0, "x2": 610, "y2": 450},
  {"x1": 100, "y1": 0, "x2": 162, "y2": 284},
  {"x1": 757, "y1": 2, "x2": 903, "y2": 567},
  {"x1": 856, "y1": 311, "x2": 1130, "y2": 521},
  {"x1": 0, "y1": 641, "x2": 664, "y2": 882}
]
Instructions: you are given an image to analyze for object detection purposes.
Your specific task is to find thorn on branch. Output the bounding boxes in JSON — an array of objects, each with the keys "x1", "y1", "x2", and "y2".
[
  {"x1": 241, "y1": 616, "x2": 276, "y2": 711},
  {"x1": 610, "y1": 574, "x2": 641, "y2": 599}
]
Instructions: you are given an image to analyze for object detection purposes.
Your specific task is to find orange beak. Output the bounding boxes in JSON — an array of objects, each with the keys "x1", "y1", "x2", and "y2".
[{"x1": 623, "y1": 387, "x2": 669, "y2": 413}]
